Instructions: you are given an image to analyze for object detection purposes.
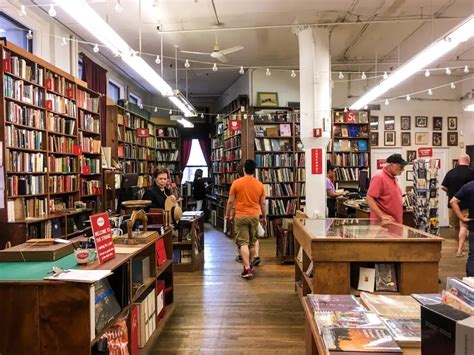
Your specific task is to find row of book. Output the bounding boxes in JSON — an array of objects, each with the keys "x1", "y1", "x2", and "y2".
[
  {"x1": 137, "y1": 136, "x2": 156, "y2": 149},
  {"x1": 333, "y1": 139, "x2": 368, "y2": 152},
  {"x1": 156, "y1": 150, "x2": 179, "y2": 162},
  {"x1": 81, "y1": 179, "x2": 101, "y2": 196},
  {"x1": 223, "y1": 135, "x2": 241, "y2": 149},
  {"x1": 334, "y1": 110, "x2": 369, "y2": 123},
  {"x1": 48, "y1": 156, "x2": 77, "y2": 173},
  {"x1": 4, "y1": 76, "x2": 44, "y2": 107},
  {"x1": 224, "y1": 150, "x2": 241, "y2": 161},
  {"x1": 296, "y1": 168, "x2": 305, "y2": 181},
  {"x1": 45, "y1": 72, "x2": 74, "y2": 97},
  {"x1": 6, "y1": 125, "x2": 44, "y2": 150},
  {"x1": 49, "y1": 175, "x2": 78, "y2": 194},
  {"x1": 254, "y1": 138, "x2": 292, "y2": 152},
  {"x1": 334, "y1": 167, "x2": 362, "y2": 181},
  {"x1": 7, "y1": 151, "x2": 45, "y2": 172},
  {"x1": 255, "y1": 153, "x2": 294, "y2": 167},
  {"x1": 333, "y1": 152, "x2": 369, "y2": 168},
  {"x1": 3, "y1": 54, "x2": 44, "y2": 85},
  {"x1": 333, "y1": 124, "x2": 369, "y2": 138},
  {"x1": 263, "y1": 183, "x2": 295, "y2": 197},
  {"x1": 8, "y1": 175, "x2": 45, "y2": 196},
  {"x1": 156, "y1": 140, "x2": 177, "y2": 150},
  {"x1": 7, "y1": 197, "x2": 47, "y2": 221},
  {"x1": 47, "y1": 113, "x2": 75, "y2": 135},
  {"x1": 157, "y1": 127, "x2": 179, "y2": 137},
  {"x1": 78, "y1": 111, "x2": 100, "y2": 133},
  {"x1": 76, "y1": 90, "x2": 100, "y2": 113},
  {"x1": 6, "y1": 101, "x2": 45, "y2": 129},
  {"x1": 46, "y1": 93, "x2": 77, "y2": 117},
  {"x1": 256, "y1": 168, "x2": 294, "y2": 182},
  {"x1": 81, "y1": 157, "x2": 101, "y2": 174},
  {"x1": 79, "y1": 134, "x2": 101, "y2": 154},
  {"x1": 266, "y1": 199, "x2": 296, "y2": 215},
  {"x1": 48, "y1": 135, "x2": 75, "y2": 154},
  {"x1": 211, "y1": 147, "x2": 223, "y2": 161},
  {"x1": 255, "y1": 123, "x2": 292, "y2": 137}
]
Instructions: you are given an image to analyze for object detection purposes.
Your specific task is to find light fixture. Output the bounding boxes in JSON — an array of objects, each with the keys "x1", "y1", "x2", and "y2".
[
  {"x1": 464, "y1": 65, "x2": 470, "y2": 73},
  {"x1": 385, "y1": 99, "x2": 389, "y2": 105},
  {"x1": 212, "y1": 63, "x2": 218, "y2": 72},
  {"x1": 266, "y1": 68, "x2": 271, "y2": 76},
  {"x1": 243, "y1": 114, "x2": 248, "y2": 120},
  {"x1": 155, "y1": 55, "x2": 161, "y2": 64},
  {"x1": 406, "y1": 94, "x2": 411, "y2": 101},
  {"x1": 383, "y1": 71, "x2": 388, "y2": 79},
  {"x1": 154, "y1": 106, "x2": 158, "y2": 112},
  {"x1": 338, "y1": 72, "x2": 344, "y2": 79},
  {"x1": 463, "y1": 98, "x2": 474, "y2": 111},
  {"x1": 239, "y1": 66, "x2": 244, "y2": 75},
  {"x1": 291, "y1": 70, "x2": 296, "y2": 78},
  {"x1": 425, "y1": 69, "x2": 430, "y2": 77},
  {"x1": 451, "y1": 82, "x2": 456, "y2": 89},
  {"x1": 93, "y1": 43, "x2": 99, "y2": 53},
  {"x1": 200, "y1": 113, "x2": 204, "y2": 118},
  {"x1": 184, "y1": 59, "x2": 190, "y2": 68},
  {"x1": 217, "y1": 114, "x2": 220, "y2": 119},
  {"x1": 26, "y1": 30, "x2": 33, "y2": 40},
  {"x1": 446, "y1": 67, "x2": 452, "y2": 75},
  {"x1": 168, "y1": 90, "x2": 198, "y2": 117},
  {"x1": 364, "y1": 104, "x2": 368, "y2": 109},
  {"x1": 250, "y1": 115, "x2": 254, "y2": 120},
  {"x1": 61, "y1": 37, "x2": 67, "y2": 46},
  {"x1": 19, "y1": 5, "x2": 26, "y2": 17},
  {"x1": 350, "y1": 15, "x2": 474, "y2": 110},
  {"x1": 169, "y1": 109, "x2": 173, "y2": 115},
  {"x1": 114, "y1": 0, "x2": 123, "y2": 13},
  {"x1": 361, "y1": 72, "x2": 366, "y2": 79},
  {"x1": 343, "y1": 107, "x2": 348, "y2": 112},
  {"x1": 177, "y1": 118, "x2": 194, "y2": 128},
  {"x1": 48, "y1": 5, "x2": 56, "y2": 17},
  {"x1": 428, "y1": 89, "x2": 433, "y2": 95}
]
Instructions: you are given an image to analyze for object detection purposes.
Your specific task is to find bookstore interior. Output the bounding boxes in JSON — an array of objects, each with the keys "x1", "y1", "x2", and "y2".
[{"x1": 2, "y1": 1, "x2": 474, "y2": 354}]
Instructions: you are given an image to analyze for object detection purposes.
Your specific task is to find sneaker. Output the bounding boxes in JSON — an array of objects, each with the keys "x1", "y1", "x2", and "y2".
[
  {"x1": 235, "y1": 254, "x2": 242, "y2": 262},
  {"x1": 241, "y1": 267, "x2": 253, "y2": 279},
  {"x1": 251, "y1": 256, "x2": 261, "y2": 267},
  {"x1": 456, "y1": 252, "x2": 466, "y2": 258}
]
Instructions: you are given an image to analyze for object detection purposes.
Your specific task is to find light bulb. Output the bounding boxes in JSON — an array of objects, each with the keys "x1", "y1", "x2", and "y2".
[
  {"x1": 243, "y1": 114, "x2": 248, "y2": 120},
  {"x1": 343, "y1": 107, "x2": 348, "y2": 112},
  {"x1": 217, "y1": 114, "x2": 220, "y2": 119},
  {"x1": 425, "y1": 69, "x2": 430, "y2": 77},
  {"x1": 446, "y1": 67, "x2": 451, "y2": 75},
  {"x1": 464, "y1": 65, "x2": 470, "y2": 73},
  {"x1": 19, "y1": 5, "x2": 26, "y2": 17},
  {"x1": 48, "y1": 5, "x2": 56, "y2": 17},
  {"x1": 451, "y1": 82, "x2": 456, "y2": 89},
  {"x1": 93, "y1": 44, "x2": 99, "y2": 53},
  {"x1": 338, "y1": 72, "x2": 344, "y2": 79},
  {"x1": 291, "y1": 70, "x2": 296, "y2": 78},
  {"x1": 361, "y1": 72, "x2": 366, "y2": 79},
  {"x1": 406, "y1": 94, "x2": 411, "y2": 101},
  {"x1": 184, "y1": 59, "x2": 190, "y2": 68},
  {"x1": 212, "y1": 63, "x2": 218, "y2": 72},
  {"x1": 200, "y1": 113, "x2": 204, "y2": 118},
  {"x1": 250, "y1": 115, "x2": 254, "y2": 120},
  {"x1": 154, "y1": 107, "x2": 158, "y2": 112},
  {"x1": 383, "y1": 71, "x2": 388, "y2": 79},
  {"x1": 155, "y1": 55, "x2": 161, "y2": 64},
  {"x1": 364, "y1": 104, "x2": 368, "y2": 109},
  {"x1": 115, "y1": 0, "x2": 123, "y2": 13},
  {"x1": 266, "y1": 68, "x2": 271, "y2": 76},
  {"x1": 169, "y1": 109, "x2": 172, "y2": 115},
  {"x1": 239, "y1": 66, "x2": 244, "y2": 75},
  {"x1": 61, "y1": 37, "x2": 67, "y2": 46},
  {"x1": 385, "y1": 99, "x2": 389, "y2": 105},
  {"x1": 428, "y1": 89, "x2": 433, "y2": 95},
  {"x1": 26, "y1": 30, "x2": 33, "y2": 40}
]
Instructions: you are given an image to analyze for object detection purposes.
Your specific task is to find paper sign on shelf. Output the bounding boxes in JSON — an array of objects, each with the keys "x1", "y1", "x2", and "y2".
[
  {"x1": 311, "y1": 148, "x2": 323, "y2": 174},
  {"x1": 136, "y1": 128, "x2": 149, "y2": 137},
  {"x1": 418, "y1": 147, "x2": 433, "y2": 157},
  {"x1": 90, "y1": 212, "x2": 115, "y2": 264},
  {"x1": 229, "y1": 120, "x2": 240, "y2": 131}
]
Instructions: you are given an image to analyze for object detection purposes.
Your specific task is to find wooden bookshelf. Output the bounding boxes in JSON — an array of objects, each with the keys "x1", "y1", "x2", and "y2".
[
  {"x1": 172, "y1": 212, "x2": 205, "y2": 271},
  {"x1": 154, "y1": 125, "x2": 181, "y2": 187},
  {"x1": 331, "y1": 109, "x2": 371, "y2": 187}
]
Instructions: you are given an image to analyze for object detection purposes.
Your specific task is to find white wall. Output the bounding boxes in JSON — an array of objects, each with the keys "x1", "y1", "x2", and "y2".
[
  {"x1": 251, "y1": 68, "x2": 299, "y2": 106},
  {"x1": 215, "y1": 70, "x2": 250, "y2": 110}
]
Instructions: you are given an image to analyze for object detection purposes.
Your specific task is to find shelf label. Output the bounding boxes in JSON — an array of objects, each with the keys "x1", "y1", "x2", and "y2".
[
  {"x1": 91, "y1": 212, "x2": 115, "y2": 264},
  {"x1": 136, "y1": 128, "x2": 149, "y2": 137},
  {"x1": 229, "y1": 120, "x2": 240, "y2": 131},
  {"x1": 311, "y1": 148, "x2": 322, "y2": 174},
  {"x1": 418, "y1": 147, "x2": 433, "y2": 157}
]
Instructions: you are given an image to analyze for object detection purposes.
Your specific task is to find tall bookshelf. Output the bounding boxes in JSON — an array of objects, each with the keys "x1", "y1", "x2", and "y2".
[
  {"x1": 0, "y1": 41, "x2": 95, "y2": 247},
  {"x1": 331, "y1": 109, "x2": 371, "y2": 187},
  {"x1": 155, "y1": 125, "x2": 181, "y2": 186},
  {"x1": 210, "y1": 119, "x2": 224, "y2": 229}
]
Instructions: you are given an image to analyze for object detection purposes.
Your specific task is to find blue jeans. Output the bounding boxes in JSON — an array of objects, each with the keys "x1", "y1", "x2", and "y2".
[{"x1": 467, "y1": 231, "x2": 474, "y2": 276}]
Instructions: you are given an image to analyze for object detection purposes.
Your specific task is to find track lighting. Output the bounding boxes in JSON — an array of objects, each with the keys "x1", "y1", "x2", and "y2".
[
  {"x1": 383, "y1": 71, "x2": 388, "y2": 79},
  {"x1": 155, "y1": 55, "x2": 161, "y2": 64},
  {"x1": 212, "y1": 63, "x2": 218, "y2": 72},
  {"x1": 154, "y1": 107, "x2": 158, "y2": 112},
  {"x1": 343, "y1": 107, "x2": 348, "y2": 112},
  {"x1": 239, "y1": 66, "x2": 244, "y2": 75},
  {"x1": 184, "y1": 59, "x2": 190, "y2": 68},
  {"x1": 169, "y1": 109, "x2": 172, "y2": 115},
  {"x1": 428, "y1": 89, "x2": 433, "y2": 95},
  {"x1": 291, "y1": 70, "x2": 296, "y2": 78},
  {"x1": 425, "y1": 69, "x2": 430, "y2": 77},
  {"x1": 26, "y1": 30, "x2": 33, "y2": 40},
  {"x1": 406, "y1": 94, "x2": 411, "y2": 101},
  {"x1": 266, "y1": 68, "x2": 271, "y2": 76},
  {"x1": 446, "y1": 67, "x2": 451, "y2": 75},
  {"x1": 93, "y1": 44, "x2": 99, "y2": 53},
  {"x1": 338, "y1": 72, "x2": 344, "y2": 79},
  {"x1": 385, "y1": 99, "x2": 389, "y2": 105},
  {"x1": 464, "y1": 65, "x2": 470, "y2": 73},
  {"x1": 48, "y1": 5, "x2": 56, "y2": 17},
  {"x1": 361, "y1": 72, "x2": 366, "y2": 79},
  {"x1": 200, "y1": 113, "x2": 204, "y2": 118}
]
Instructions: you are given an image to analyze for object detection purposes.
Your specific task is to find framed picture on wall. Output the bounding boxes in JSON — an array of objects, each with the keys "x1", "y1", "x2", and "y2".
[
  {"x1": 448, "y1": 132, "x2": 458, "y2": 146},
  {"x1": 370, "y1": 116, "x2": 379, "y2": 131},
  {"x1": 453, "y1": 159, "x2": 459, "y2": 168},
  {"x1": 433, "y1": 132, "x2": 442, "y2": 146},
  {"x1": 415, "y1": 116, "x2": 428, "y2": 128},
  {"x1": 415, "y1": 132, "x2": 429, "y2": 145},
  {"x1": 401, "y1": 116, "x2": 411, "y2": 130},
  {"x1": 384, "y1": 116, "x2": 395, "y2": 130},
  {"x1": 407, "y1": 150, "x2": 417, "y2": 163},
  {"x1": 401, "y1": 132, "x2": 411, "y2": 146},
  {"x1": 433, "y1": 116, "x2": 443, "y2": 131},
  {"x1": 256, "y1": 92, "x2": 279, "y2": 107},
  {"x1": 384, "y1": 131, "x2": 396, "y2": 146},
  {"x1": 448, "y1": 116, "x2": 458, "y2": 130},
  {"x1": 370, "y1": 132, "x2": 379, "y2": 146},
  {"x1": 406, "y1": 170, "x2": 414, "y2": 182}
]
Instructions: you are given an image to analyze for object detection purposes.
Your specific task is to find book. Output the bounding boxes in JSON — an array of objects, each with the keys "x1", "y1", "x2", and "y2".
[
  {"x1": 279, "y1": 123, "x2": 291, "y2": 137},
  {"x1": 314, "y1": 311, "x2": 382, "y2": 331},
  {"x1": 382, "y1": 318, "x2": 421, "y2": 347},
  {"x1": 358, "y1": 140, "x2": 368, "y2": 152},
  {"x1": 341, "y1": 127, "x2": 349, "y2": 137},
  {"x1": 358, "y1": 267, "x2": 375, "y2": 292},
  {"x1": 321, "y1": 327, "x2": 402, "y2": 354},
  {"x1": 446, "y1": 277, "x2": 474, "y2": 307},
  {"x1": 93, "y1": 278, "x2": 122, "y2": 334},
  {"x1": 305, "y1": 261, "x2": 313, "y2": 278},
  {"x1": 375, "y1": 263, "x2": 397, "y2": 292},
  {"x1": 255, "y1": 126, "x2": 264, "y2": 137},
  {"x1": 45, "y1": 269, "x2": 113, "y2": 283},
  {"x1": 271, "y1": 139, "x2": 281, "y2": 151},
  {"x1": 348, "y1": 125, "x2": 359, "y2": 137},
  {"x1": 361, "y1": 293, "x2": 421, "y2": 319},
  {"x1": 411, "y1": 293, "x2": 442, "y2": 306},
  {"x1": 307, "y1": 294, "x2": 364, "y2": 313}
]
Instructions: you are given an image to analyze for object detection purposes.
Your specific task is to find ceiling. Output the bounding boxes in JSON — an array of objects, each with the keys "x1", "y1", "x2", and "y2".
[{"x1": 32, "y1": 0, "x2": 474, "y2": 101}]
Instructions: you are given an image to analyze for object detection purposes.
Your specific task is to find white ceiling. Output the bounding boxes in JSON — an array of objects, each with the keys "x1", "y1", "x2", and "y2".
[{"x1": 33, "y1": 0, "x2": 474, "y2": 100}]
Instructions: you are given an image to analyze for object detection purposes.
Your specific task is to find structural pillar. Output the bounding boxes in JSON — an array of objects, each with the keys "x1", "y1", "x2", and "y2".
[{"x1": 298, "y1": 27, "x2": 331, "y2": 217}]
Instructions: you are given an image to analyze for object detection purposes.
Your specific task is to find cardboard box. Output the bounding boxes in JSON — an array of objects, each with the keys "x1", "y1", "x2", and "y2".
[
  {"x1": 265, "y1": 127, "x2": 279, "y2": 137},
  {"x1": 0, "y1": 241, "x2": 74, "y2": 261}
]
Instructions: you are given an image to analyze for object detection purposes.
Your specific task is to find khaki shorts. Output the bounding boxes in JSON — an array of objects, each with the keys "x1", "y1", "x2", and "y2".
[
  {"x1": 449, "y1": 209, "x2": 469, "y2": 229},
  {"x1": 234, "y1": 216, "x2": 259, "y2": 247}
]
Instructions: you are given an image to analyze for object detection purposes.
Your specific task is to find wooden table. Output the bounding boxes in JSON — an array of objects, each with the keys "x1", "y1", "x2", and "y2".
[
  {"x1": 294, "y1": 218, "x2": 443, "y2": 298},
  {"x1": 173, "y1": 212, "x2": 205, "y2": 272},
  {"x1": 302, "y1": 297, "x2": 420, "y2": 355}
]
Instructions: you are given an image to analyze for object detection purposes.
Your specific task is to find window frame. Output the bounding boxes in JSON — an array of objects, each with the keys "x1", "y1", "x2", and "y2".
[
  {"x1": 128, "y1": 92, "x2": 142, "y2": 106},
  {"x1": 108, "y1": 80, "x2": 122, "y2": 103},
  {"x1": 182, "y1": 139, "x2": 209, "y2": 183},
  {"x1": 0, "y1": 12, "x2": 33, "y2": 52}
]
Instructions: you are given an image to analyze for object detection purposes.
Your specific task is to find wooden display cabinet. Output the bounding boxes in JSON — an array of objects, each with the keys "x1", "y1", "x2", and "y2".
[
  {"x1": 173, "y1": 213, "x2": 205, "y2": 272},
  {"x1": 294, "y1": 217, "x2": 443, "y2": 300}
]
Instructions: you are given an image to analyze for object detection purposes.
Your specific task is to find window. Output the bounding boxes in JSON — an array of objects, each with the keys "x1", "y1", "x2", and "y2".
[
  {"x1": 129, "y1": 93, "x2": 141, "y2": 106},
  {"x1": 108, "y1": 81, "x2": 121, "y2": 103},
  {"x1": 182, "y1": 139, "x2": 208, "y2": 183},
  {"x1": 78, "y1": 57, "x2": 83, "y2": 80},
  {"x1": 0, "y1": 12, "x2": 32, "y2": 52}
]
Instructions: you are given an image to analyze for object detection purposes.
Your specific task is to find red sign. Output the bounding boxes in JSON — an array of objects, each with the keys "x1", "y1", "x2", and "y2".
[
  {"x1": 90, "y1": 212, "x2": 115, "y2": 264},
  {"x1": 345, "y1": 111, "x2": 357, "y2": 123},
  {"x1": 311, "y1": 148, "x2": 322, "y2": 174},
  {"x1": 313, "y1": 128, "x2": 322, "y2": 137},
  {"x1": 377, "y1": 159, "x2": 386, "y2": 169},
  {"x1": 418, "y1": 147, "x2": 433, "y2": 157},
  {"x1": 136, "y1": 128, "x2": 149, "y2": 137},
  {"x1": 229, "y1": 120, "x2": 240, "y2": 131},
  {"x1": 73, "y1": 145, "x2": 82, "y2": 156}
]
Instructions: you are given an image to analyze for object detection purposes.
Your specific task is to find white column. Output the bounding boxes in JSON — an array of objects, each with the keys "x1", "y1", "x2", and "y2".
[{"x1": 298, "y1": 27, "x2": 331, "y2": 217}]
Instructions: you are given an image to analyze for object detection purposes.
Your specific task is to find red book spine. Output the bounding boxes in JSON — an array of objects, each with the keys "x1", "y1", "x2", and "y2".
[
  {"x1": 3, "y1": 58, "x2": 10, "y2": 72},
  {"x1": 130, "y1": 304, "x2": 139, "y2": 355}
]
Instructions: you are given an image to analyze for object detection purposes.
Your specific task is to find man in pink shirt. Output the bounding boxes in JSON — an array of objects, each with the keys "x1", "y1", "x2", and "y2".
[{"x1": 367, "y1": 154, "x2": 407, "y2": 224}]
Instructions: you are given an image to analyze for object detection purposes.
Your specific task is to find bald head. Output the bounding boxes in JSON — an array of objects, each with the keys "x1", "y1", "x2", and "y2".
[{"x1": 459, "y1": 154, "x2": 471, "y2": 166}]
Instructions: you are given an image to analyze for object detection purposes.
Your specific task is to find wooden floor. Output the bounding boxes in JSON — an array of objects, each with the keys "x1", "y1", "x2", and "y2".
[{"x1": 151, "y1": 224, "x2": 467, "y2": 354}]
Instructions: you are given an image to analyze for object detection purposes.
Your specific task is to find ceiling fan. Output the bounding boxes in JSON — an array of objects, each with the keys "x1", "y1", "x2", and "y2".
[{"x1": 180, "y1": 36, "x2": 244, "y2": 63}]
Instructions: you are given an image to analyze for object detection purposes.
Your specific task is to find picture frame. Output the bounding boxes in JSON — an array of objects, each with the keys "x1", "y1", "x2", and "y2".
[
  {"x1": 433, "y1": 116, "x2": 443, "y2": 131},
  {"x1": 415, "y1": 132, "x2": 429, "y2": 145},
  {"x1": 384, "y1": 116, "x2": 395, "y2": 130},
  {"x1": 407, "y1": 150, "x2": 417, "y2": 163},
  {"x1": 406, "y1": 170, "x2": 414, "y2": 182},
  {"x1": 370, "y1": 116, "x2": 379, "y2": 131},
  {"x1": 415, "y1": 116, "x2": 428, "y2": 128},
  {"x1": 384, "y1": 131, "x2": 396, "y2": 146},
  {"x1": 447, "y1": 132, "x2": 458, "y2": 146},
  {"x1": 256, "y1": 92, "x2": 279, "y2": 107},
  {"x1": 400, "y1": 116, "x2": 411, "y2": 130},
  {"x1": 370, "y1": 131, "x2": 379, "y2": 147},
  {"x1": 448, "y1": 116, "x2": 458, "y2": 130},
  {"x1": 453, "y1": 159, "x2": 459, "y2": 168},
  {"x1": 432, "y1": 132, "x2": 442, "y2": 146},
  {"x1": 401, "y1": 132, "x2": 411, "y2": 146}
]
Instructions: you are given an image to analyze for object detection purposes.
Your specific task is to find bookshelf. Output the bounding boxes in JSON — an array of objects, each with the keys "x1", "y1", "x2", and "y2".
[
  {"x1": 210, "y1": 119, "x2": 225, "y2": 230},
  {"x1": 331, "y1": 109, "x2": 371, "y2": 187},
  {"x1": 0, "y1": 41, "x2": 99, "y2": 247},
  {"x1": 155, "y1": 125, "x2": 181, "y2": 186},
  {"x1": 173, "y1": 212, "x2": 205, "y2": 271}
]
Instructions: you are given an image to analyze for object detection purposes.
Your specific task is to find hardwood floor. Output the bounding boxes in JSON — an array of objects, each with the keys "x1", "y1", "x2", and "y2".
[{"x1": 150, "y1": 224, "x2": 467, "y2": 354}]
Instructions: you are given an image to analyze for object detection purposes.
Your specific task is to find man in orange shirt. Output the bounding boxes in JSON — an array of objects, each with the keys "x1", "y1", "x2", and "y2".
[{"x1": 225, "y1": 159, "x2": 266, "y2": 278}]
